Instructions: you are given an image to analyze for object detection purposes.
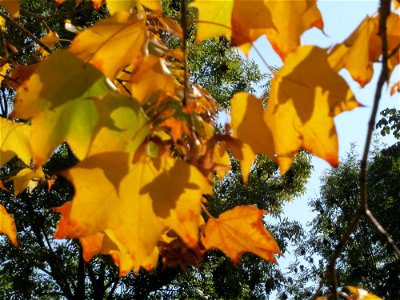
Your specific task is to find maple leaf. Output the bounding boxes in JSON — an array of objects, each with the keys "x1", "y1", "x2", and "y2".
[
  {"x1": 328, "y1": 16, "x2": 376, "y2": 87},
  {"x1": 230, "y1": 0, "x2": 323, "y2": 57},
  {"x1": 70, "y1": 11, "x2": 148, "y2": 80},
  {"x1": 230, "y1": 0, "x2": 274, "y2": 55},
  {"x1": 128, "y1": 55, "x2": 175, "y2": 103},
  {"x1": 266, "y1": 45, "x2": 359, "y2": 173},
  {"x1": 191, "y1": 0, "x2": 234, "y2": 41},
  {"x1": 329, "y1": 13, "x2": 400, "y2": 87},
  {"x1": 0, "y1": 63, "x2": 10, "y2": 85},
  {"x1": 232, "y1": 46, "x2": 359, "y2": 174},
  {"x1": 87, "y1": 92, "x2": 150, "y2": 156},
  {"x1": 55, "y1": 153, "x2": 208, "y2": 272},
  {"x1": 347, "y1": 286, "x2": 382, "y2": 300},
  {"x1": 230, "y1": 92, "x2": 274, "y2": 181},
  {"x1": 106, "y1": 0, "x2": 162, "y2": 14},
  {"x1": 0, "y1": 0, "x2": 20, "y2": 19},
  {"x1": 0, "y1": 118, "x2": 31, "y2": 165},
  {"x1": 369, "y1": 13, "x2": 400, "y2": 73},
  {"x1": 390, "y1": 81, "x2": 400, "y2": 95},
  {"x1": 11, "y1": 50, "x2": 110, "y2": 166},
  {"x1": 202, "y1": 205, "x2": 280, "y2": 264},
  {"x1": 9, "y1": 167, "x2": 45, "y2": 195},
  {"x1": 0, "y1": 204, "x2": 17, "y2": 246},
  {"x1": 36, "y1": 31, "x2": 59, "y2": 57},
  {"x1": 263, "y1": 0, "x2": 323, "y2": 59}
]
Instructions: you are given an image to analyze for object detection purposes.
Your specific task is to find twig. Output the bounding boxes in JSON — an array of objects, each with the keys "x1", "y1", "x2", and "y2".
[
  {"x1": 360, "y1": 0, "x2": 400, "y2": 259},
  {"x1": 365, "y1": 209, "x2": 400, "y2": 257},
  {"x1": 0, "y1": 11, "x2": 53, "y2": 53}
]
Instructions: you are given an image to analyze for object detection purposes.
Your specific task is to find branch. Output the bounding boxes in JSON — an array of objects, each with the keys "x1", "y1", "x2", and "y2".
[
  {"x1": 360, "y1": 0, "x2": 400, "y2": 259},
  {"x1": 314, "y1": 0, "x2": 395, "y2": 298},
  {"x1": 0, "y1": 11, "x2": 53, "y2": 53}
]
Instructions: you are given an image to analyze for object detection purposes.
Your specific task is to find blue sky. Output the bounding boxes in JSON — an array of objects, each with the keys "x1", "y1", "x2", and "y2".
[{"x1": 246, "y1": 0, "x2": 400, "y2": 278}]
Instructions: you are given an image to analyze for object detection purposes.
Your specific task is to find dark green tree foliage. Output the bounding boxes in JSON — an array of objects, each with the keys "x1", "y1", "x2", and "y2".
[
  {"x1": 289, "y1": 143, "x2": 400, "y2": 299},
  {"x1": 376, "y1": 108, "x2": 400, "y2": 139}
]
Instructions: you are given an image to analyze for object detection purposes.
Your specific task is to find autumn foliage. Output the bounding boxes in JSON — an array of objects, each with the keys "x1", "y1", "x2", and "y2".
[{"x1": 0, "y1": 0, "x2": 398, "y2": 297}]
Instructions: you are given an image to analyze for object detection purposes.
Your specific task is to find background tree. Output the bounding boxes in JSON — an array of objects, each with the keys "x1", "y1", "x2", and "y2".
[{"x1": 287, "y1": 141, "x2": 400, "y2": 299}]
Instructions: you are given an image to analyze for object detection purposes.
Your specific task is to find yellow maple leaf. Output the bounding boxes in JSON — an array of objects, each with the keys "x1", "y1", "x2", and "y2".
[
  {"x1": 266, "y1": 45, "x2": 360, "y2": 173},
  {"x1": 0, "y1": 204, "x2": 17, "y2": 246},
  {"x1": 231, "y1": 0, "x2": 323, "y2": 57},
  {"x1": 369, "y1": 13, "x2": 400, "y2": 73},
  {"x1": 11, "y1": 50, "x2": 110, "y2": 166},
  {"x1": 0, "y1": 0, "x2": 19, "y2": 19},
  {"x1": 128, "y1": 55, "x2": 175, "y2": 103},
  {"x1": 328, "y1": 16, "x2": 375, "y2": 87},
  {"x1": 191, "y1": 0, "x2": 234, "y2": 41},
  {"x1": 106, "y1": 0, "x2": 162, "y2": 14},
  {"x1": 230, "y1": 92, "x2": 274, "y2": 181},
  {"x1": 70, "y1": 11, "x2": 147, "y2": 80},
  {"x1": 347, "y1": 286, "x2": 383, "y2": 300},
  {"x1": 9, "y1": 167, "x2": 45, "y2": 195},
  {"x1": 36, "y1": 31, "x2": 59, "y2": 57},
  {"x1": 202, "y1": 205, "x2": 280, "y2": 264},
  {"x1": 0, "y1": 16, "x2": 6, "y2": 31},
  {"x1": 87, "y1": 92, "x2": 150, "y2": 156},
  {"x1": 0, "y1": 118, "x2": 31, "y2": 166},
  {"x1": 264, "y1": 0, "x2": 323, "y2": 60},
  {"x1": 329, "y1": 13, "x2": 400, "y2": 87},
  {"x1": 230, "y1": 0, "x2": 274, "y2": 56},
  {"x1": 0, "y1": 63, "x2": 10, "y2": 85},
  {"x1": 55, "y1": 153, "x2": 207, "y2": 272}
]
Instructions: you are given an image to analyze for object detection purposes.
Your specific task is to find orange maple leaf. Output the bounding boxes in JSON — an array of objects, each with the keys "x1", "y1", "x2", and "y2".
[
  {"x1": 202, "y1": 205, "x2": 280, "y2": 264},
  {"x1": 0, "y1": 204, "x2": 17, "y2": 246}
]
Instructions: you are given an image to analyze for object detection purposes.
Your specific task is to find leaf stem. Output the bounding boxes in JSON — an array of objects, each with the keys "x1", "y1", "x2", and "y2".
[{"x1": 201, "y1": 203, "x2": 214, "y2": 220}]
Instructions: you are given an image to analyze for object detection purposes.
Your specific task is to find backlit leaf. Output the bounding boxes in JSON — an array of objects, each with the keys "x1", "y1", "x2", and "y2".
[
  {"x1": 0, "y1": 204, "x2": 17, "y2": 246},
  {"x1": 230, "y1": 0, "x2": 274, "y2": 55},
  {"x1": 87, "y1": 92, "x2": 150, "y2": 156},
  {"x1": 266, "y1": 46, "x2": 359, "y2": 173},
  {"x1": 11, "y1": 50, "x2": 110, "y2": 165},
  {"x1": 231, "y1": 0, "x2": 323, "y2": 57},
  {"x1": 0, "y1": 118, "x2": 31, "y2": 165},
  {"x1": 0, "y1": 63, "x2": 10, "y2": 85},
  {"x1": 329, "y1": 13, "x2": 400, "y2": 87},
  {"x1": 202, "y1": 205, "x2": 280, "y2": 263},
  {"x1": 70, "y1": 11, "x2": 148, "y2": 79},
  {"x1": 9, "y1": 167, "x2": 45, "y2": 195},
  {"x1": 191, "y1": 0, "x2": 234, "y2": 41},
  {"x1": 0, "y1": 0, "x2": 19, "y2": 18},
  {"x1": 230, "y1": 92, "x2": 274, "y2": 181},
  {"x1": 55, "y1": 153, "x2": 207, "y2": 272},
  {"x1": 106, "y1": 0, "x2": 162, "y2": 14},
  {"x1": 264, "y1": 0, "x2": 323, "y2": 59},
  {"x1": 347, "y1": 286, "x2": 382, "y2": 300},
  {"x1": 128, "y1": 55, "x2": 175, "y2": 103}
]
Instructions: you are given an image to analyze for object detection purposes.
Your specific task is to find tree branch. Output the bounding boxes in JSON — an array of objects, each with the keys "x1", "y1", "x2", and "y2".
[{"x1": 0, "y1": 11, "x2": 53, "y2": 53}]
